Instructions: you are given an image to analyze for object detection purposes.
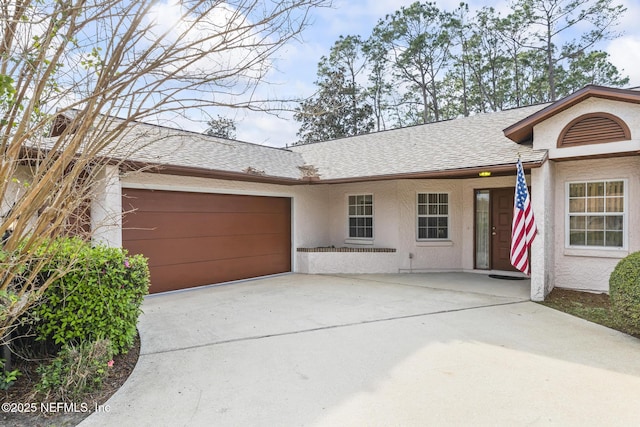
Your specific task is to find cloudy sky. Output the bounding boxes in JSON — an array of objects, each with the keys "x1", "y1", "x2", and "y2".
[{"x1": 199, "y1": 0, "x2": 640, "y2": 147}]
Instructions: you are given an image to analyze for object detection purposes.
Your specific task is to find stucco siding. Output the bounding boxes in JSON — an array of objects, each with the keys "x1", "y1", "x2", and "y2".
[
  {"x1": 297, "y1": 251, "x2": 399, "y2": 274},
  {"x1": 1, "y1": 166, "x2": 32, "y2": 216},
  {"x1": 551, "y1": 157, "x2": 640, "y2": 292},
  {"x1": 323, "y1": 181, "x2": 400, "y2": 249},
  {"x1": 91, "y1": 165, "x2": 122, "y2": 247},
  {"x1": 397, "y1": 179, "x2": 462, "y2": 272},
  {"x1": 533, "y1": 98, "x2": 640, "y2": 158}
]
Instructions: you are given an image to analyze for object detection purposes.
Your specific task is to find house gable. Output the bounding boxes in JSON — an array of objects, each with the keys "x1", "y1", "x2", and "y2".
[
  {"x1": 504, "y1": 85, "x2": 640, "y2": 144},
  {"x1": 557, "y1": 112, "x2": 630, "y2": 148}
]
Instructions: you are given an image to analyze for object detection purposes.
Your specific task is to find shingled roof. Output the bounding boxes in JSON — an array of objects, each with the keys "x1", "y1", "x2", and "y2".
[
  {"x1": 289, "y1": 104, "x2": 549, "y2": 182},
  {"x1": 52, "y1": 103, "x2": 550, "y2": 183},
  {"x1": 111, "y1": 120, "x2": 306, "y2": 182}
]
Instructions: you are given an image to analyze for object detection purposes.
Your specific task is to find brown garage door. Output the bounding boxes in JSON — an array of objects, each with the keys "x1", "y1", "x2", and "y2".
[{"x1": 122, "y1": 189, "x2": 291, "y2": 293}]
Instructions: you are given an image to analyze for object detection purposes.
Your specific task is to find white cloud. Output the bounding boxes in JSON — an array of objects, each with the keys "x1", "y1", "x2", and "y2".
[
  {"x1": 236, "y1": 111, "x2": 299, "y2": 147},
  {"x1": 607, "y1": 35, "x2": 640, "y2": 87},
  {"x1": 143, "y1": 0, "x2": 268, "y2": 81}
]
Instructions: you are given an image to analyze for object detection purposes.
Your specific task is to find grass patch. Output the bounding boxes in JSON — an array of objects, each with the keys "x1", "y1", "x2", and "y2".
[{"x1": 540, "y1": 288, "x2": 640, "y2": 339}]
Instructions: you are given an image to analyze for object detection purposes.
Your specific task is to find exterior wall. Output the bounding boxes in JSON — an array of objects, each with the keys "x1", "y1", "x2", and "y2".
[
  {"x1": 531, "y1": 97, "x2": 640, "y2": 293},
  {"x1": 533, "y1": 98, "x2": 640, "y2": 159},
  {"x1": 316, "y1": 175, "x2": 522, "y2": 274},
  {"x1": 91, "y1": 165, "x2": 122, "y2": 247},
  {"x1": 549, "y1": 157, "x2": 640, "y2": 292},
  {"x1": 323, "y1": 181, "x2": 400, "y2": 249},
  {"x1": 297, "y1": 251, "x2": 399, "y2": 274},
  {"x1": 1, "y1": 166, "x2": 32, "y2": 217},
  {"x1": 531, "y1": 161, "x2": 556, "y2": 301}
]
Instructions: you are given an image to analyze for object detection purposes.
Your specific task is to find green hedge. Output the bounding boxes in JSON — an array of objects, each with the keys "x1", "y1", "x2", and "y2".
[
  {"x1": 31, "y1": 238, "x2": 149, "y2": 354},
  {"x1": 609, "y1": 251, "x2": 640, "y2": 335}
]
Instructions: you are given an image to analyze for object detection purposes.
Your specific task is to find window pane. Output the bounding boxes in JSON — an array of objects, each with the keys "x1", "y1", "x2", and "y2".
[
  {"x1": 606, "y1": 216, "x2": 623, "y2": 231},
  {"x1": 586, "y1": 197, "x2": 604, "y2": 213},
  {"x1": 607, "y1": 181, "x2": 624, "y2": 196},
  {"x1": 587, "y1": 216, "x2": 604, "y2": 230},
  {"x1": 606, "y1": 231, "x2": 623, "y2": 247},
  {"x1": 586, "y1": 231, "x2": 604, "y2": 246},
  {"x1": 587, "y1": 182, "x2": 604, "y2": 197},
  {"x1": 475, "y1": 190, "x2": 490, "y2": 269},
  {"x1": 606, "y1": 197, "x2": 623, "y2": 213},
  {"x1": 569, "y1": 216, "x2": 585, "y2": 230},
  {"x1": 569, "y1": 199, "x2": 585, "y2": 213},
  {"x1": 570, "y1": 231, "x2": 586, "y2": 245},
  {"x1": 418, "y1": 193, "x2": 448, "y2": 240},
  {"x1": 348, "y1": 194, "x2": 373, "y2": 239},
  {"x1": 569, "y1": 183, "x2": 585, "y2": 197},
  {"x1": 567, "y1": 181, "x2": 625, "y2": 248}
]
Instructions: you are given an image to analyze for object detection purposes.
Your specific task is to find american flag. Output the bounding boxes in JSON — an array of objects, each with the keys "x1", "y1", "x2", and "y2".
[{"x1": 510, "y1": 159, "x2": 537, "y2": 275}]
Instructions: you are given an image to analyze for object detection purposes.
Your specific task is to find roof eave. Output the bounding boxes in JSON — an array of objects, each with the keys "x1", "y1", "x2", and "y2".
[
  {"x1": 303, "y1": 159, "x2": 547, "y2": 184},
  {"x1": 119, "y1": 161, "x2": 305, "y2": 185},
  {"x1": 503, "y1": 85, "x2": 640, "y2": 143}
]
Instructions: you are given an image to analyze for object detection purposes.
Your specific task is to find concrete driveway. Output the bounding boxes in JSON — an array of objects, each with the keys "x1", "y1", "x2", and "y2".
[{"x1": 81, "y1": 273, "x2": 640, "y2": 426}]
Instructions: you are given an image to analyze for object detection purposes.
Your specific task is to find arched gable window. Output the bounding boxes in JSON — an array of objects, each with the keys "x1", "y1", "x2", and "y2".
[{"x1": 557, "y1": 112, "x2": 630, "y2": 148}]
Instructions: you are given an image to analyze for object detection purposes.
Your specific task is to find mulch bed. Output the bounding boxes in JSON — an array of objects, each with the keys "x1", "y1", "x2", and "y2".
[{"x1": 0, "y1": 334, "x2": 140, "y2": 427}]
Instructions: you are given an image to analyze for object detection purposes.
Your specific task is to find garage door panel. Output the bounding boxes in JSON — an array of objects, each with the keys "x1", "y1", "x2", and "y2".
[
  {"x1": 147, "y1": 254, "x2": 290, "y2": 293},
  {"x1": 122, "y1": 189, "x2": 291, "y2": 293},
  {"x1": 126, "y1": 233, "x2": 290, "y2": 267},
  {"x1": 123, "y1": 211, "x2": 289, "y2": 240},
  {"x1": 123, "y1": 189, "x2": 289, "y2": 214}
]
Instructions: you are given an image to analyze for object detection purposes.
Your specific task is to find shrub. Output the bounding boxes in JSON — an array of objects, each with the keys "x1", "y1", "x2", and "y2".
[
  {"x1": 31, "y1": 238, "x2": 150, "y2": 354},
  {"x1": 609, "y1": 251, "x2": 640, "y2": 335},
  {"x1": 0, "y1": 358, "x2": 21, "y2": 390},
  {"x1": 36, "y1": 339, "x2": 114, "y2": 401}
]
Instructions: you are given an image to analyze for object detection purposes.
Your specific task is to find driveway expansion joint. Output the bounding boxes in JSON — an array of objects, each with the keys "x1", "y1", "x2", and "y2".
[{"x1": 140, "y1": 299, "x2": 530, "y2": 357}]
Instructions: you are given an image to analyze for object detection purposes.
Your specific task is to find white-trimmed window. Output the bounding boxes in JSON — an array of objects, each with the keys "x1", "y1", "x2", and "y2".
[
  {"x1": 348, "y1": 195, "x2": 373, "y2": 239},
  {"x1": 417, "y1": 193, "x2": 449, "y2": 240},
  {"x1": 567, "y1": 180, "x2": 625, "y2": 248}
]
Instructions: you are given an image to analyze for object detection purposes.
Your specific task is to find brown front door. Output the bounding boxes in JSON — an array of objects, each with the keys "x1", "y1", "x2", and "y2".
[{"x1": 491, "y1": 188, "x2": 517, "y2": 272}]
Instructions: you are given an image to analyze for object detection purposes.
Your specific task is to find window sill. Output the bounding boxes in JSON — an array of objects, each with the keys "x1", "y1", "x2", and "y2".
[
  {"x1": 344, "y1": 239, "x2": 374, "y2": 245},
  {"x1": 416, "y1": 240, "x2": 454, "y2": 247},
  {"x1": 564, "y1": 247, "x2": 628, "y2": 259}
]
